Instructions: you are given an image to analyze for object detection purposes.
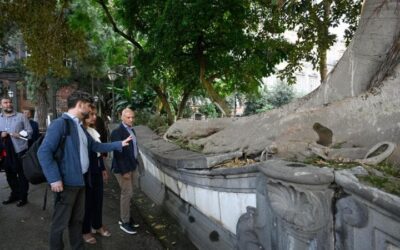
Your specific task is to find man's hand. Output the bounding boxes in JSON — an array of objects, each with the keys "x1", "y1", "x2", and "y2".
[
  {"x1": 8, "y1": 132, "x2": 28, "y2": 140},
  {"x1": 50, "y1": 181, "x2": 64, "y2": 192},
  {"x1": 121, "y1": 136, "x2": 133, "y2": 147},
  {"x1": 19, "y1": 130, "x2": 28, "y2": 137}
]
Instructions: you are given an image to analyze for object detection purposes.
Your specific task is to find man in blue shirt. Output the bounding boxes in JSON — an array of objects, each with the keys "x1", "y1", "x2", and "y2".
[
  {"x1": 38, "y1": 91, "x2": 132, "y2": 250},
  {"x1": 0, "y1": 96, "x2": 32, "y2": 207}
]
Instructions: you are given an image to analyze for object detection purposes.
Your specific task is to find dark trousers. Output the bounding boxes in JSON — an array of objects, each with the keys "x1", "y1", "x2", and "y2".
[
  {"x1": 50, "y1": 185, "x2": 85, "y2": 250},
  {"x1": 5, "y1": 150, "x2": 29, "y2": 201},
  {"x1": 82, "y1": 173, "x2": 104, "y2": 234}
]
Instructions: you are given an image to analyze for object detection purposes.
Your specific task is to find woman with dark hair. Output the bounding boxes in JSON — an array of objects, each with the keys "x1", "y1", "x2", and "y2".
[{"x1": 82, "y1": 104, "x2": 111, "y2": 244}]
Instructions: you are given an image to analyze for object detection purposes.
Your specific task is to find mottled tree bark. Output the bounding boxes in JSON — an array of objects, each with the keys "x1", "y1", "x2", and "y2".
[
  {"x1": 36, "y1": 80, "x2": 48, "y2": 132},
  {"x1": 152, "y1": 85, "x2": 175, "y2": 125}
]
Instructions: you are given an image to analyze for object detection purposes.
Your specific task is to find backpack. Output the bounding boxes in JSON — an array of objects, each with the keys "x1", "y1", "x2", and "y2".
[{"x1": 22, "y1": 118, "x2": 70, "y2": 185}]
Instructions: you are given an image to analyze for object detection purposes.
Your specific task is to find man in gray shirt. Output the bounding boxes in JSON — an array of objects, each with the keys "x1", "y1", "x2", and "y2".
[{"x1": 0, "y1": 96, "x2": 32, "y2": 207}]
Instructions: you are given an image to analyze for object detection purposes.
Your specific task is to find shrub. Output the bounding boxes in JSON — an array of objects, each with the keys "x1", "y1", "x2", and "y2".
[{"x1": 244, "y1": 84, "x2": 295, "y2": 116}]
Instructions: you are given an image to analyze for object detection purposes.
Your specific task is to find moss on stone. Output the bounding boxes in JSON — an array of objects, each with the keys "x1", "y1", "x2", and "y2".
[
  {"x1": 170, "y1": 138, "x2": 203, "y2": 152},
  {"x1": 358, "y1": 175, "x2": 400, "y2": 196},
  {"x1": 302, "y1": 156, "x2": 400, "y2": 196}
]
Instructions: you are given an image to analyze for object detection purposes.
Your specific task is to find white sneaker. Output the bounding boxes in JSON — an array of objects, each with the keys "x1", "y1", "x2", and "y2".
[
  {"x1": 119, "y1": 223, "x2": 137, "y2": 235},
  {"x1": 118, "y1": 218, "x2": 139, "y2": 228}
]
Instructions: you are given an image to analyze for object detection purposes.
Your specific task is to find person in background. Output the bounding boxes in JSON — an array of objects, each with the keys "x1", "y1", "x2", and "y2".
[
  {"x1": 23, "y1": 108, "x2": 40, "y2": 147},
  {"x1": 82, "y1": 104, "x2": 111, "y2": 244},
  {"x1": 37, "y1": 90, "x2": 132, "y2": 250},
  {"x1": 110, "y1": 108, "x2": 140, "y2": 235},
  {"x1": 95, "y1": 115, "x2": 109, "y2": 143},
  {"x1": 0, "y1": 96, "x2": 32, "y2": 207}
]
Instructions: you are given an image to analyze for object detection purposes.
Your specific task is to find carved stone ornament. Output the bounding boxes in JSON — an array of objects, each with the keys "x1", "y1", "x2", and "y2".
[
  {"x1": 236, "y1": 207, "x2": 265, "y2": 250},
  {"x1": 266, "y1": 181, "x2": 332, "y2": 232}
]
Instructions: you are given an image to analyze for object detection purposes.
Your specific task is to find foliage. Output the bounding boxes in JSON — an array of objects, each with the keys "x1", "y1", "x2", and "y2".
[
  {"x1": 111, "y1": 81, "x2": 158, "y2": 113},
  {"x1": 198, "y1": 103, "x2": 219, "y2": 119},
  {"x1": 0, "y1": 0, "x2": 363, "y2": 125},
  {"x1": 135, "y1": 109, "x2": 169, "y2": 135},
  {"x1": 112, "y1": 0, "x2": 293, "y2": 116},
  {"x1": 243, "y1": 83, "x2": 295, "y2": 116},
  {"x1": 0, "y1": 0, "x2": 88, "y2": 77},
  {"x1": 266, "y1": 83, "x2": 296, "y2": 108},
  {"x1": 243, "y1": 97, "x2": 273, "y2": 116},
  {"x1": 261, "y1": 0, "x2": 362, "y2": 83}
]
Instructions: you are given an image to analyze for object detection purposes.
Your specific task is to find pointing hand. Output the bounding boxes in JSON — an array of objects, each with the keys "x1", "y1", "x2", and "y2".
[{"x1": 122, "y1": 136, "x2": 133, "y2": 147}]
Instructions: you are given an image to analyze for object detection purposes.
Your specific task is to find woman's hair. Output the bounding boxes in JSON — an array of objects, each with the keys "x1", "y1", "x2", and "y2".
[{"x1": 83, "y1": 104, "x2": 97, "y2": 128}]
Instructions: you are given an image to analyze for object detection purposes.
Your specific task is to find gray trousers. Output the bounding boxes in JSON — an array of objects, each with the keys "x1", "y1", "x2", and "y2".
[
  {"x1": 49, "y1": 185, "x2": 85, "y2": 250},
  {"x1": 114, "y1": 170, "x2": 138, "y2": 223}
]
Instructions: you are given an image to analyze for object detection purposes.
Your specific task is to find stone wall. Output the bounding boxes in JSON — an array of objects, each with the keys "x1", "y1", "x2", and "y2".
[{"x1": 136, "y1": 126, "x2": 400, "y2": 250}]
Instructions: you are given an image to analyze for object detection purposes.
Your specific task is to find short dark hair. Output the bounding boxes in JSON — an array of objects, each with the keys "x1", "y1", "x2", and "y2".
[
  {"x1": 23, "y1": 108, "x2": 34, "y2": 115},
  {"x1": 67, "y1": 90, "x2": 93, "y2": 109},
  {"x1": 0, "y1": 96, "x2": 12, "y2": 102}
]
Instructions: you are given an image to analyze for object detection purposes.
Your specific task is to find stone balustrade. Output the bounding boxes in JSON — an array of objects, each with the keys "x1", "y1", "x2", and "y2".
[{"x1": 135, "y1": 126, "x2": 400, "y2": 250}]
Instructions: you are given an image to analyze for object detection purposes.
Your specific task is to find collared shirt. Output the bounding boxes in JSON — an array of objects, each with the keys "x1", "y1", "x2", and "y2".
[
  {"x1": 0, "y1": 112, "x2": 32, "y2": 153},
  {"x1": 65, "y1": 112, "x2": 89, "y2": 174},
  {"x1": 122, "y1": 122, "x2": 138, "y2": 158}
]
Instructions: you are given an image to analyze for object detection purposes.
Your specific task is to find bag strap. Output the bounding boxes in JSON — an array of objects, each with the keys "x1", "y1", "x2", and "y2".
[
  {"x1": 42, "y1": 185, "x2": 48, "y2": 210},
  {"x1": 58, "y1": 118, "x2": 70, "y2": 153}
]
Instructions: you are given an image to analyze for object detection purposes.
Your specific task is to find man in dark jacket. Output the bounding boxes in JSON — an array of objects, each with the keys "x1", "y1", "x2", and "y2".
[
  {"x1": 23, "y1": 109, "x2": 40, "y2": 148},
  {"x1": 38, "y1": 91, "x2": 132, "y2": 250},
  {"x1": 111, "y1": 108, "x2": 139, "y2": 235}
]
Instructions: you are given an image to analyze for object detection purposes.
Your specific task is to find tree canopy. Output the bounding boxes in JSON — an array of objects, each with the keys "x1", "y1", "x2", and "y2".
[
  {"x1": 261, "y1": 0, "x2": 362, "y2": 83},
  {"x1": 0, "y1": 0, "x2": 362, "y2": 125}
]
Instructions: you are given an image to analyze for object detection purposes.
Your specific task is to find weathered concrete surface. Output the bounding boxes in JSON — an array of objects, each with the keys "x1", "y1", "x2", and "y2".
[
  {"x1": 136, "y1": 125, "x2": 258, "y2": 249},
  {"x1": 335, "y1": 169, "x2": 400, "y2": 219},
  {"x1": 335, "y1": 169, "x2": 400, "y2": 250},
  {"x1": 136, "y1": 125, "x2": 259, "y2": 192},
  {"x1": 138, "y1": 125, "x2": 400, "y2": 250}
]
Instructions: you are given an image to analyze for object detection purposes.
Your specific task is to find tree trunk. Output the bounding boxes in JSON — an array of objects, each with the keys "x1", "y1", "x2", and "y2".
[
  {"x1": 152, "y1": 85, "x2": 175, "y2": 125},
  {"x1": 36, "y1": 80, "x2": 48, "y2": 132},
  {"x1": 317, "y1": 0, "x2": 331, "y2": 83},
  {"x1": 319, "y1": 49, "x2": 328, "y2": 83},
  {"x1": 198, "y1": 53, "x2": 231, "y2": 117},
  {"x1": 176, "y1": 87, "x2": 192, "y2": 119},
  {"x1": 166, "y1": 0, "x2": 400, "y2": 162},
  {"x1": 155, "y1": 98, "x2": 163, "y2": 115}
]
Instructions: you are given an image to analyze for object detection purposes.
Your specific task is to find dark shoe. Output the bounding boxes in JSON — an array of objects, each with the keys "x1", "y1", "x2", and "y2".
[
  {"x1": 16, "y1": 200, "x2": 28, "y2": 207},
  {"x1": 118, "y1": 218, "x2": 139, "y2": 228},
  {"x1": 119, "y1": 223, "x2": 137, "y2": 235},
  {"x1": 2, "y1": 196, "x2": 19, "y2": 205}
]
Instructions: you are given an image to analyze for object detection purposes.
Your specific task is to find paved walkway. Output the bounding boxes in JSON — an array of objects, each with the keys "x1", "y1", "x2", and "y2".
[{"x1": 0, "y1": 170, "x2": 164, "y2": 250}]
